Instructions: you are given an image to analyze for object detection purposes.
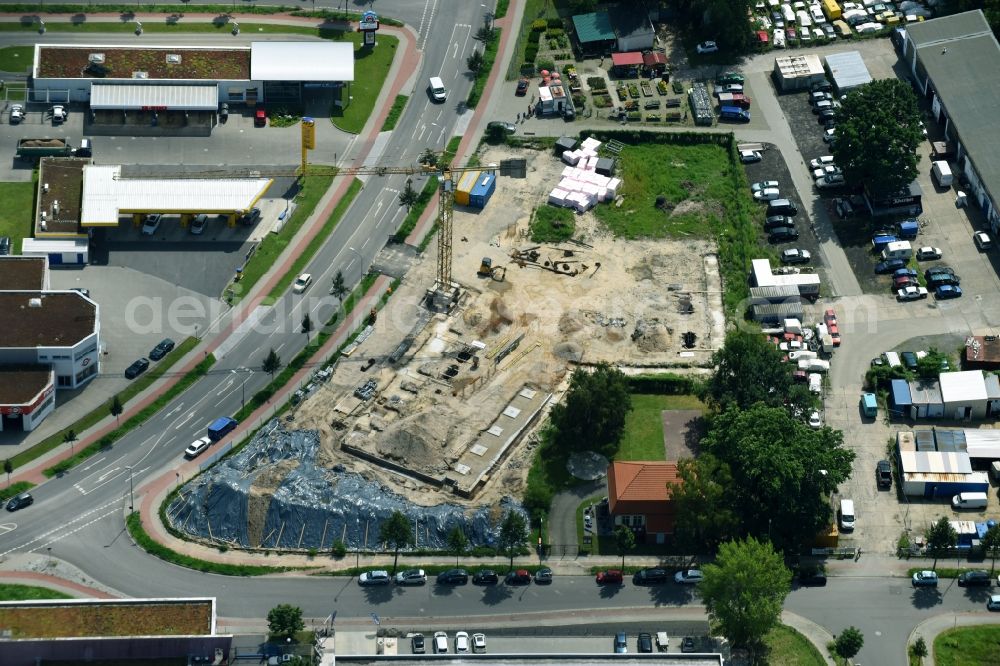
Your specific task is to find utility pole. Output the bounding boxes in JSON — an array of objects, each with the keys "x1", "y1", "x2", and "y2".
[{"x1": 128, "y1": 466, "x2": 135, "y2": 511}]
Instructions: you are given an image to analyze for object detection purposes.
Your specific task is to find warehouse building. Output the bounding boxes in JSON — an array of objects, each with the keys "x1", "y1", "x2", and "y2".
[
  {"x1": 772, "y1": 54, "x2": 825, "y2": 92},
  {"x1": 888, "y1": 370, "x2": 1000, "y2": 421},
  {"x1": 896, "y1": 430, "x2": 989, "y2": 497},
  {"x1": 900, "y1": 10, "x2": 1000, "y2": 233},
  {"x1": 939, "y1": 369, "x2": 990, "y2": 420},
  {"x1": 824, "y1": 51, "x2": 872, "y2": 94}
]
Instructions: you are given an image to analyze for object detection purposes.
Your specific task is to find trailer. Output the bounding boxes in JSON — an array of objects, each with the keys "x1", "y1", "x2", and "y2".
[{"x1": 16, "y1": 138, "x2": 73, "y2": 162}]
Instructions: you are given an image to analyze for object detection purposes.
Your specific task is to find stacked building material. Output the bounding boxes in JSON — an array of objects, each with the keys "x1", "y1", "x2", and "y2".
[{"x1": 549, "y1": 137, "x2": 621, "y2": 212}]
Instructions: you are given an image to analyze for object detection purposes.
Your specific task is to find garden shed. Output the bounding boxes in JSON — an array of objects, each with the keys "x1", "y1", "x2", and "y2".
[
  {"x1": 571, "y1": 11, "x2": 616, "y2": 56},
  {"x1": 907, "y1": 379, "x2": 943, "y2": 419},
  {"x1": 642, "y1": 51, "x2": 667, "y2": 76},
  {"x1": 611, "y1": 51, "x2": 644, "y2": 77}
]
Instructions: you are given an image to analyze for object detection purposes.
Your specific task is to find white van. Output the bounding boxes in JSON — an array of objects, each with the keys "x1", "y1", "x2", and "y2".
[
  {"x1": 782, "y1": 3, "x2": 796, "y2": 23},
  {"x1": 798, "y1": 358, "x2": 831, "y2": 373},
  {"x1": 429, "y1": 76, "x2": 447, "y2": 103},
  {"x1": 797, "y1": 10, "x2": 813, "y2": 27},
  {"x1": 883, "y1": 351, "x2": 902, "y2": 368},
  {"x1": 951, "y1": 492, "x2": 988, "y2": 510},
  {"x1": 839, "y1": 499, "x2": 856, "y2": 531},
  {"x1": 808, "y1": 372, "x2": 822, "y2": 394}
]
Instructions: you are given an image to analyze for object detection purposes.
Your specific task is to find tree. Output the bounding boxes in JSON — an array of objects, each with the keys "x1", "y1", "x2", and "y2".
[
  {"x1": 330, "y1": 270, "x2": 347, "y2": 302},
  {"x1": 916, "y1": 348, "x2": 949, "y2": 379},
  {"x1": 834, "y1": 626, "x2": 865, "y2": 660},
  {"x1": 705, "y1": 329, "x2": 811, "y2": 412},
  {"x1": 925, "y1": 516, "x2": 958, "y2": 569},
  {"x1": 63, "y1": 430, "x2": 77, "y2": 454},
  {"x1": 669, "y1": 455, "x2": 740, "y2": 552},
  {"x1": 548, "y1": 363, "x2": 631, "y2": 457},
  {"x1": 447, "y1": 525, "x2": 469, "y2": 564},
  {"x1": 699, "y1": 537, "x2": 792, "y2": 652},
  {"x1": 379, "y1": 510, "x2": 413, "y2": 574},
  {"x1": 3, "y1": 459, "x2": 11, "y2": 487},
  {"x1": 701, "y1": 404, "x2": 855, "y2": 551},
  {"x1": 267, "y1": 603, "x2": 304, "y2": 640},
  {"x1": 109, "y1": 394, "x2": 123, "y2": 424},
  {"x1": 832, "y1": 78, "x2": 923, "y2": 200},
  {"x1": 418, "y1": 148, "x2": 439, "y2": 167},
  {"x1": 398, "y1": 178, "x2": 418, "y2": 211},
  {"x1": 301, "y1": 313, "x2": 313, "y2": 341},
  {"x1": 262, "y1": 348, "x2": 282, "y2": 379},
  {"x1": 466, "y1": 49, "x2": 484, "y2": 73},
  {"x1": 982, "y1": 524, "x2": 1000, "y2": 574},
  {"x1": 498, "y1": 510, "x2": 528, "y2": 569},
  {"x1": 911, "y1": 636, "x2": 928, "y2": 663},
  {"x1": 613, "y1": 525, "x2": 635, "y2": 569}
]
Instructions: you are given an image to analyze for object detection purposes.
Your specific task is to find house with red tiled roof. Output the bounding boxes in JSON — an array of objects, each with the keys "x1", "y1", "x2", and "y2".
[{"x1": 606, "y1": 460, "x2": 680, "y2": 545}]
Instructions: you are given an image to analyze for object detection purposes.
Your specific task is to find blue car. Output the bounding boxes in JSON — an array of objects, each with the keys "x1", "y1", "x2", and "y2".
[
  {"x1": 875, "y1": 258, "x2": 907, "y2": 274},
  {"x1": 893, "y1": 267, "x2": 918, "y2": 279},
  {"x1": 935, "y1": 284, "x2": 963, "y2": 299},
  {"x1": 872, "y1": 233, "x2": 898, "y2": 251}
]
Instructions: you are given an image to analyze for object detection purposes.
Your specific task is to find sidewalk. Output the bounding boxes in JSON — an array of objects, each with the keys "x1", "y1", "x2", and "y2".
[{"x1": 908, "y1": 612, "x2": 1000, "y2": 665}]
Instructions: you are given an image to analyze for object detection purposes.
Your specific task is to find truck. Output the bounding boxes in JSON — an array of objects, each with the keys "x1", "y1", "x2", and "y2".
[
  {"x1": 716, "y1": 92, "x2": 751, "y2": 109},
  {"x1": 16, "y1": 138, "x2": 73, "y2": 161},
  {"x1": 931, "y1": 160, "x2": 953, "y2": 188}
]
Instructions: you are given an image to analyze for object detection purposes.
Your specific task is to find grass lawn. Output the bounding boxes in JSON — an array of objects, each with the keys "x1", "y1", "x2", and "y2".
[
  {"x1": 0, "y1": 583, "x2": 73, "y2": 601},
  {"x1": 530, "y1": 205, "x2": 575, "y2": 242},
  {"x1": 935, "y1": 625, "x2": 1000, "y2": 666},
  {"x1": 381, "y1": 94, "x2": 408, "y2": 131},
  {"x1": 616, "y1": 394, "x2": 705, "y2": 461},
  {"x1": 0, "y1": 45, "x2": 32, "y2": 72},
  {"x1": 332, "y1": 35, "x2": 398, "y2": 134},
  {"x1": 764, "y1": 625, "x2": 827, "y2": 665},
  {"x1": 508, "y1": 0, "x2": 559, "y2": 80},
  {"x1": 0, "y1": 181, "x2": 36, "y2": 254},
  {"x1": 594, "y1": 143, "x2": 734, "y2": 239}
]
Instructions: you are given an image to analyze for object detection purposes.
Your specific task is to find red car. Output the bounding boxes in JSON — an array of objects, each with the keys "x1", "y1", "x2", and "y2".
[
  {"x1": 254, "y1": 105, "x2": 267, "y2": 127},
  {"x1": 516, "y1": 78, "x2": 529, "y2": 96},
  {"x1": 596, "y1": 569, "x2": 623, "y2": 585}
]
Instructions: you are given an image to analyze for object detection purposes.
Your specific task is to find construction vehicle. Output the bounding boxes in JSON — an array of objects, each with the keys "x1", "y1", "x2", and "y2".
[
  {"x1": 477, "y1": 257, "x2": 493, "y2": 277},
  {"x1": 16, "y1": 137, "x2": 74, "y2": 161}
]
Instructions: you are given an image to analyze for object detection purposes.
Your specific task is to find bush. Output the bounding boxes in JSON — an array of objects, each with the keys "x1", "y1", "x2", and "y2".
[
  {"x1": 646, "y1": 114, "x2": 661, "y2": 122},
  {"x1": 627, "y1": 111, "x2": 641, "y2": 121},
  {"x1": 626, "y1": 373, "x2": 700, "y2": 394},
  {"x1": 672, "y1": 80, "x2": 685, "y2": 94},
  {"x1": 547, "y1": 17, "x2": 563, "y2": 28},
  {"x1": 586, "y1": 76, "x2": 607, "y2": 91},
  {"x1": 549, "y1": 39, "x2": 558, "y2": 49},
  {"x1": 536, "y1": 57, "x2": 555, "y2": 73},
  {"x1": 531, "y1": 19, "x2": 547, "y2": 31},
  {"x1": 332, "y1": 539, "x2": 347, "y2": 558},
  {"x1": 546, "y1": 28, "x2": 565, "y2": 38},
  {"x1": 525, "y1": 45, "x2": 539, "y2": 63},
  {"x1": 527, "y1": 30, "x2": 541, "y2": 45},
  {"x1": 592, "y1": 94, "x2": 612, "y2": 108}
]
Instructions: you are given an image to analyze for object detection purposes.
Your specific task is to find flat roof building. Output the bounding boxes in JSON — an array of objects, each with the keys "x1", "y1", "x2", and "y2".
[{"x1": 824, "y1": 51, "x2": 873, "y2": 93}]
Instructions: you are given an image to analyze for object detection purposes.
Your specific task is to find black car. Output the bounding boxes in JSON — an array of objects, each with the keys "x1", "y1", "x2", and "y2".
[
  {"x1": 797, "y1": 568, "x2": 828, "y2": 586},
  {"x1": 817, "y1": 109, "x2": 836, "y2": 124},
  {"x1": 124, "y1": 357, "x2": 150, "y2": 379},
  {"x1": 633, "y1": 568, "x2": 669, "y2": 585},
  {"x1": 767, "y1": 200, "x2": 798, "y2": 216},
  {"x1": 681, "y1": 637, "x2": 697, "y2": 653},
  {"x1": 534, "y1": 567, "x2": 554, "y2": 584},
  {"x1": 437, "y1": 568, "x2": 469, "y2": 585},
  {"x1": 239, "y1": 207, "x2": 262, "y2": 226},
  {"x1": 875, "y1": 258, "x2": 907, "y2": 274},
  {"x1": 764, "y1": 215, "x2": 793, "y2": 231},
  {"x1": 473, "y1": 569, "x2": 499, "y2": 585},
  {"x1": 0, "y1": 236, "x2": 10, "y2": 256},
  {"x1": 901, "y1": 351, "x2": 919, "y2": 370},
  {"x1": 877, "y1": 460, "x2": 892, "y2": 489},
  {"x1": 148, "y1": 338, "x2": 175, "y2": 361},
  {"x1": 768, "y1": 226, "x2": 799, "y2": 243},
  {"x1": 411, "y1": 634, "x2": 425, "y2": 654},
  {"x1": 637, "y1": 633, "x2": 653, "y2": 653},
  {"x1": 6, "y1": 492, "x2": 33, "y2": 512},
  {"x1": 927, "y1": 273, "x2": 960, "y2": 287},
  {"x1": 811, "y1": 81, "x2": 833, "y2": 93},
  {"x1": 958, "y1": 570, "x2": 991, "y2": 587}
]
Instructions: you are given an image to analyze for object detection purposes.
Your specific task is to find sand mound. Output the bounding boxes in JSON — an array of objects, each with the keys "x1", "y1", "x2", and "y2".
[
  {"x1": 632, "y1": 319, "x2": 672, "y2": 352},
  {"x1": 377, "y1": 412, "x2": 455, "y2": 466},
  {"x1": 558, "y1": 313, "x2": 585, "y2": 333},
  {"x1": 554, "y1": 342, "x2": 583, "y2": 362}
]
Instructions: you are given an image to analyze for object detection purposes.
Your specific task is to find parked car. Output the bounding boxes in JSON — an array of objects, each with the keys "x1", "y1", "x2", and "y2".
[
  {"x1": 958, "y1": 570, "x2": 991, "y2": 587},
  {"x1": 149, "y1": 338, "x2": 175, "y2": 361},
  {"x1": 751, "y1": 180, "x2": 779, "y2": 193},
  {"x1": 916, "y1": 246, "x2": 942, "y2": 260},
  {"x1": 798, "y1": 568, "x2": 828, "y2": 586},
  {"x1": 901, "y1": 351, "x2": 919, "y2": 370},
  {"x1": 633, "y1": 568, "x2": 669, "y2": 585},
  {"x1": 124, "y1": 357, "x2": 150, "y2": 379},
  {"x1": 696, "y1": 41, "x2": 719, "y2": 54},
  {"x1": 596, "y1": 569, "x2": 624, "y2": 585},
  {"x1": 809, "y1": 91, "x2": 833, "y2": 105},
  {"x1": 472, "y1": 633, "x2": 487, "y2": 653},
  {"x1": 190, "y1": 213, "x2": 209, "y2": 235},
  {"x1": 141, "y1": 213, "x2": 162, "y2": 235},
  {"x1": 614, "y1": 632, "x2": 628, "y2": 654},
  {"x1": 810, "y1": 155, "x2": 836, "y2": 169},
  {"x1": 0, "y1": 236, "x2": 9, "y2": 256},
  {"x1": 716, "y1": 83, "x2": 743, "y2": 95},
  {"x1": 823, "y1": 127, "x2": 837, "y2": 143},
  {"x1": 811, "y1": 80, "x2": 833, "y2": 93},
  {"x1": 10, "y1": 104, "x2": 23, "y2": 124},
  {"x1": 359, "y1": 570, "x2": 391, "y2": 586},
  {"x1": 768, "y1": 226, "x2": 799, "y2": 243},
  {"x1": 473, "y1": 569, "x2": 499, "y2": 585},
  {"x1": 754, "y1": 187, "x2": 781, "y2": 201},
  {"x1": 184, "y1": 436, "x2": 212, "y2": 459},
  {"x1": 935, "y1": 284, "x2": 963, "y2": 299},
  {"x1": 674, "y1": 569, "x2": 703, "y2": 584},
  {"x1": 5, "y1": 492, "x2": 33, "y2": 512},
  {"x1": 875, "y1": 258, "x2": 907, "y2": 274},
  {"x1": 927, "y1": 273, "x2": 960, "y2": 288},
  {"x1": 925, "y1": 266, "x2": 955, "y2": 279},
  {"x1": 438, "y1": 568, "x2": 469, "y2": 585},
  {"x1": 739, "y1": 149, "x2": 762, "y2": 164},
  {"x1": 254, "y1": 105, "x2": 267, "y2": 127},
  {"x1": 764, "y1": 215, "x2": 794, "y2": 231},
  {"x1": 515, "y1": 78, "x2": 529, "y2": 96},
  {"x1": 681, "y1": 637, "x2": 697, "y2": 653},
  {"x1": 912, "y1": 570, "x2": 939, "y2": 587},
  {"x1": 716, "y1": 72, "x2": 744, "y2": 84},
  {"x1": 219, "y1": 102, "x2": 229, "y2": 121},
  {"x1": 395, "y1": 569, "x2": 427, "y2": 585},
  {"x1": 876, "y1": 460, "x2": 892, "y2": 488},
  {"x1": 894, "y1": 275, "x2": 918, "y2": 289},
  {"x1": 505, "y1": 569, "x2": 531, "y2": 585},
  {"x1": 292, "y1": 273, "x2": 313, "y2": 293},
  {"x1": 812, "y1": 164, "x2": 841, "y2": 179},
  {"x1": 781, "y1": 248, "x2": 811, "y2": 264},
  {"x1": 433, "y1": 632, "x2": 448, "y2": 654},
  {"x1": 767, "y1": 199, "x2": 798, "y2": 216},
  {"x1": 988, "y1": 594, "x2": 1000, "y2": 611},
  {"x1": 487, "y1": 120, "x2": 516, "y2": 135},
  {"x1": 816, "y1": 174, "x2": 846, "y2": 189},
  {"x1": 897, "y1": 286, "x2": 928, "y2": 301},
  {"x1": 455, "y1": 631, "x2": 470, "y2": 654},
  {"x1": 637, "y1": 633, "x2": 653, "y2": 653},
  {"x1": 534, "y1": 567, "x2": 554, "y2": 584},
  {"x1": 975, "y1": 231, "x2": 993, "y2": 250},
  {"x1": 411, "y1": 634, "x2": 426, "y2": 654},
  {"x1": 239, "y1": 207, "x2": 262, "y2": 226},
  {"x1": 817, "y1": 109, "x2": 837, "y2": 124}
]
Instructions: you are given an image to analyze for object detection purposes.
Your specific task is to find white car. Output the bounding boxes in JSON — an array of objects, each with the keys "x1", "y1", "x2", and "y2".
[
  {"x1": 433, "y1": 631, "x2": 448, "y2": 654},
  {"x1": 190, "y1": 214, "x2": 208, "y2": 235},
  {"x1": 51, "y1": 104, "x2": 66, "y2": 123},
  {"x1": 472, "y1": 633, "x2": 487, "y2": 653},
  {"x1": 751, "y1": 180, "x2": 779, "y2": 192},
  {"x1": 773, "y1": 28, "x2": 787, "y2": 48},
  {"x1": 856, "y1": 21, "x2": 884, "y2": 34},
  {"x1": 141, "y1": 213, "x2": 162, "y2": 235},
  {"x1": 754, "y1": 187, "x2": 781, "y2": 201},
  {"x1": 184, "y1": 436, "x2": 212, "y2": 459},
  {"x1": 823, "y1": 127, "x2": 837, "y2": 143},
  {"x1": 779, "y1": 340, "x2": 803, "y2": 351},
  {"x1": 916, "y1": 246, "x2": 942, "y2": 260},
  {"x1": 808, "y1": 411, "x2": 823, "y2": 428},
  {"x1": 780, "y1": 248, "x2": 811, "y2": 264},
  {"x1": 989, "y1": 594, "x2": 1000, "y2": 611},
  {"x1": 455, "y1": 631, "x2": 470, "y2": 654},
  {"x1": 740, "y1": 149, "x2": 762, "y2": 164},
  {"x1": 674, "y1": 569, "x2": 703, "y2": 584},
  {"x1": 293, "y1": 273, "x2": 313, "y2": 293},
  {"x1": 10, "y1": 104, "x2": 23, "y2": 124},
  {"x1": 974, "y1": 231, "x2": 993, "y2": 250},
  {"x1": 812, "y1": 164, "x2": 840, "y2": 179},
  {"x1": 897, "y1": 286, "x2": 928, "y2": 301},
  {"x1": 810, "y1": 155, "x2": 835, "y2": 169},
  {"x1": 816, "y1": 173, "x2": 846, "y2": 189},
  {"x1": 696, "y1": 41, "x2": 719, "y2": 54}
]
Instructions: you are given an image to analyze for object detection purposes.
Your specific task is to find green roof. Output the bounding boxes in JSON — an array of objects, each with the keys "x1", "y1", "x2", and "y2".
[{"x1": 572, "y1": 11, "x2": 615, "y2": 44}]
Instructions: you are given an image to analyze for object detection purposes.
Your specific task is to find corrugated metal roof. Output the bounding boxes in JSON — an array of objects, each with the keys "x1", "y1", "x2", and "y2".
[
  {"x1": 940, "y1": 369, "x2": 988, "y2": 404},
  {"x1": 906, "y1": 9, "x2": 991, "y2": 46},
  {"x1": 825, "y1": 51, "x2": 872, "y2": 91},
  {"x1": 907, "y1": 379, "x2": 941, "y2": 405},
  {"x1": 985, "y1": 372, "x2": 1000, "y2": 399},
  {"x1": 250, "y1": 41, "x2": 354, "y2": 82},
  {"x1": 899, "y1": 450, "x2": 973, "y2": 475},
  {"x1": 934, "y1": 428, "x2": 967, "y2": 452},
  {"x1": 90, "y1": 84, "x2": 219, "y2": 110},
  {"x1": 80, "y1": 165, "x2": 272, "y2": 226},
  {"x1": 891, "y1": 379, "x2": 912, "y2": 406},
  {"x1": 572, "y1": 12, "x2": 616, "y2": 44},
  {"x1": 961, "y1": 428, "x2": 1000, "y2": 459}
]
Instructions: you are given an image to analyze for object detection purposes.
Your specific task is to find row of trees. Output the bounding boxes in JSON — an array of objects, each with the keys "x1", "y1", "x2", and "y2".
[{"x1": 925, "y1": 516, "x2": 1000, "y2": 571}]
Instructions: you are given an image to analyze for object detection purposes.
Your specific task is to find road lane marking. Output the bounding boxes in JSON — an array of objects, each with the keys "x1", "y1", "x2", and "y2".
[
  {"x1": 0, "y1": 523, "x2": 17, "y2": 536},
  {"x1": 0, "y1": 497, "x2": 121, "y2": 557}
]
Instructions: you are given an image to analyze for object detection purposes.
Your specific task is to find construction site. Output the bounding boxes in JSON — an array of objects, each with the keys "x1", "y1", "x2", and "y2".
[{"x1": 168, "y1": 140, "x2": 725, "y2": 552}]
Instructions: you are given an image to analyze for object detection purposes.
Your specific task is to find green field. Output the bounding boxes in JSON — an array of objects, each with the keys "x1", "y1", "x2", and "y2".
[
  {"x1": 935, "y1": 625, "x2": 1000, "y2": 666},
  {"x1": 764, "y1": 625, "x2": 827, "y2": 665},
  {"x1": 0, "y1": 583, "x2": 73, "y2": 601},
  {"x1": 0, "y1": 45, "x2": 32, "y2": 72},
  {"x1": 616, "y1": 394, "x2": 705, "y2": 461},
  {"x1": 332, "y1": 36, "x2": 399, "y2": 134},
  {"x1": 381, "y1": 94, "x2": 408, "y2": 131},
  {"x1": 530, "y1": 205, "x2": 575, "y2": 242},
  {"x1": 0, "y1": 182, "x2": 36, "y2": 255},
  {"x1": 594, "y1": 143, "x2": 734, "y2": 239}
]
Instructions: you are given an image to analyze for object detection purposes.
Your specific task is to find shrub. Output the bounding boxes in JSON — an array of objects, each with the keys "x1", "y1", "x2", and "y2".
[
  {"x1": 527, "y1": 30, "x2": 541, "y2": 45},
  {"x1": 627, "y1": 111, "x2": 641, "y2": 121},
  {"x1": 549, "y1": 39, "x2": 558, "y2": 49},
  {"x1": 586, "y1": 76, "x2": 607, "y2": 91},
  {"x1": 525, "y1": 45, "x2": 539, "y2": 62},
  {"x1": 536, "y1": 57, "x2": 555, "y2": 73},
  {"x1": 547, "y1": 17, "x2": 562, "y2": 28},
  {"x1": 546, "y1": 28, "x2": 565, "y2": 38},
  {"x1": 592, "y1": 94, "x2": 612, "y2": 108},
  {"x1": 332, "y1": 540, "x2": 347, "y2": 558},
  {"x1": 646, "y1": 114, "x2": 661, "y2": 122},
  {"x1": 531, "y1": 19, "x2": 547, "y2": 31},
  {"x1": 672, "y1": 80, "x2": 684, "y2": 94},
  {"x1": 572, "y1": 93, "x2": 586, "y2": 107}
]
